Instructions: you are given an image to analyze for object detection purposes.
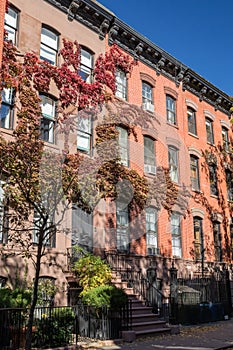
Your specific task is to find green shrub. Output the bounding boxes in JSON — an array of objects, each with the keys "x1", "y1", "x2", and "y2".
[
  {"x1": 73, "y1": 249, "x2": 112, "y2": 296},
  {"x1": 32, "y1": 307, "x2": 75, "y2": 348},
  {"x1": 0, "y1": 287, "x2": 31, "y2": 308},
  {"x1": 82, "y1": 285, "x2": 127, "y2": 310}
]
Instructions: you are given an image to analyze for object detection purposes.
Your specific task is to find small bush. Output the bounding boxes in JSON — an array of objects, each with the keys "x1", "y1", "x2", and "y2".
[
  {"x1": 82, "y1": 285, "x2": 127, "y2": 310},
  {"x1": 0, "y1": 287, "x2": 31, "y2": 308}
]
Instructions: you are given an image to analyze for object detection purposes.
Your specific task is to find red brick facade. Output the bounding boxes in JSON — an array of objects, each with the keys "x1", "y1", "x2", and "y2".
[{"x1": 0, "y1": 0, "x2": 232, "y2": 305}]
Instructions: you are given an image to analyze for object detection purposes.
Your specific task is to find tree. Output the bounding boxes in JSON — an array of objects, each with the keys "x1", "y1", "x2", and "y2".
[{"x1": 0, "y1": 38, "x2": 138, "y2": 349}]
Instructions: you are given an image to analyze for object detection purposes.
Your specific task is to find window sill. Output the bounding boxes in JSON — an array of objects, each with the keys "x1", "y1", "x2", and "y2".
[
  {"x1": 188, "y1": 132, "x2": 199, "y2": 139},
  {"x1": 166, "y1": 122, "x2": 178, "y2": 129},
  {"x1": 210, "y1": 194, "x2": 219, "y2": 199}
]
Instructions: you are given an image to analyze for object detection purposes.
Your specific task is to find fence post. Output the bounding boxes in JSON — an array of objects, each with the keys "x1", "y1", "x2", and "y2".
[{"x1": 169, "y1": 262, "x2": 178, "y2": 324}]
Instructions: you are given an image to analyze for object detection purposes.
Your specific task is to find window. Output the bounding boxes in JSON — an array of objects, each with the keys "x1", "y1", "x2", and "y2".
[
  {"x1": 142, "y1": 81, "x2": 154, "y2": 112},
  {"x1": 79, "y1": 48, "x2": 93, "y2": 83},
  {"x1": 72, "y1": 204, "x2": 93, "y2": 252},
  {"x1": 209, "y1": 164, "x2": 218, "y2": 196},
  {"x1": 77, "y1": 113, "x2": 92, "y2": 154},
  {"x1": 168, "y1": 146, "x2": 179, "y2": 183},
  {"x1": 222, "y1": 127, "x2": 229, "y2": 152},
  {"x1": 205, "y1": 118, "x2": 214, "y2": 144},
  {"x1": 37, "y1": 277, "x2": 56, "y2": 307},
  {"x1": 144, "y1": 136, "x2": 156, "y2": 174},
  {"x1": 226, "y1": 170, "x2": 233, "y2": 201},
  {"x1": 33, "y1": 208, "x2": 56, "y2": 248},
  {"x1": 193, "y1": 217, "x2": 204, "y2": 261},
  {"x1": 166, "y1": 95, "x2": 176, "y2": 125},
  {"x1": 146, "y1": 207, "x2": 158, "y2": 255},
  {"x1": 0, "y1": 88, "x2": 14, "y2": 129},
  {"x1": 0, "y1": 276, "x2": 7, "y2": 288},
  {"x1": 187, "y1": 108, "x2": 197, "y2": 135},
  {"x1": 190, "y1": 155, "x2": 200, "y2": 191},
  {"x1": 171, "y1": 213, "x2": 182, "y2": 257},
  {"x1": 116, "y1": 203, "x2": 129, "y2": 252},
  {"x1": 213, "y1": 222, "x2": 222, "y2": 262},
  {"x1": 40, "y1": 94, "x2": 56, "y2": 143},
  {"x1": 4, "y1": 7, "x2": 18, "y2": 45},
  {"x1": 0, "y1": 181, "x2": 8, "y2": 244},
  {"x1": 40, "y1": 27, "x2": 58, "y2": 65},
  {"x1": 117, "y1": 126, "x2": 128, "y2": 166},
  {"x1": 115, "y1": 69, "x2": 127, "y2": 100}
]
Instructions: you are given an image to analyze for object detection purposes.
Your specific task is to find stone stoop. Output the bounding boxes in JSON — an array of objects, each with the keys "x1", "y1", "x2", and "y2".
[{"x1": 112, "y1": 273, "x2": 172, "y2": 339}]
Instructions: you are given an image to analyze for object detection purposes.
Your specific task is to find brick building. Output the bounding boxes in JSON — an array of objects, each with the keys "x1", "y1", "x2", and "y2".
[{"x1": 0, "y1": 0, "x2": 233, "y2": 314}]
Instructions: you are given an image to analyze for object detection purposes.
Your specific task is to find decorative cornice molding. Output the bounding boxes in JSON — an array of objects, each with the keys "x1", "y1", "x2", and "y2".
[{"x1": 185, "y1": 99, "x2": 198, "y2": 111}]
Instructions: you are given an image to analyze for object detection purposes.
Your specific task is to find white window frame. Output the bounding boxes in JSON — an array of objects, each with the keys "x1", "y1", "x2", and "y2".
[
  {"x1": 116, "y1": 204, "x2": 129, "y2": 252},
  {"x1": 168, "y1": 146, "x2": 179, "y2": 183},
  {"x1": 144, "y1": 136, "x2": 156, "y2": 174},
  {"x1": 0, "y1": 88, "x2": 14, "y2": 129},
  {"x1": 40, "y1": 94, "x2": 56, "y2": 144},
  {"x1": 146, "y1": 207, "x2": 158, "y2": 255},
  {"x1": 115, "y1": 69, "x2": 127, "y2": 100},
  {"x1": 171, "y1": 213, "x2": 182, "y2": 257},
  {"x1": 117, "y1": 126, "x2": 128, "y2": 166},
  {"x1": 40, "y1": 27, "x2": 58, "y2": 65},
  {"x1": 4, "y1": 7, "x2": 18, "y2": 45},
  {"x1": 77, "y1": 114, "x2": 92, "y2": 154},
  {"x1": 222, "y1": 127, "x2": 229, "y2": 152},
  {"x1": 79, "y1": 48, "x2": 93, "y2": 83},
  {"x1": 187, "y1": 108, "x2": 197, "y2": 135},
  {"x1": 206, "y1": 118, "x2": 214, "y2": 144},
  {"x1": 166, "y1": 95, "x2": 176, "y2": 125}
]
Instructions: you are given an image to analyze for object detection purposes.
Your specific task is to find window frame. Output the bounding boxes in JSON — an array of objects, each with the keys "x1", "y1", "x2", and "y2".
[
  {"x1": 79, "y1": 47, "x2": 94, "y2": 83},
  {"x1": 116, "y1": 203, "x2": 130, "y2": 253},
  {"x1": 40, "y1": 94, "x2": 57, "y2": 144},
  {"x1": 146, "y1": 207, "x2": 158, "y2": 255},
  {"x1": 171, "y1": 213, "x2": 182, "y2": 257},
  {"x1": 205, "y1": 118, "x2": 214, "y2": 144},
  {"x1": 117, "y1": 126, "x2": 128, "y2": 167},
  {"x1": 72, "y1": 204, "x2": 93, "y2": 252},
  {"x1": 190, "y1": 155, "x2": 200, "y2": 191},
  {"x1": 168, "y1": 146, "x2": 179, "y2": 183},
  {"x1": 222, "y1": 126, "x2": 230, "y2": 152},
  {"x1": 209, "y1": 163, "x2": 218, "y2": 196},
  {"x1": 77, "y1": 113, "x2": 92, "y2": 154},
  {"x1": 142, "y1": 81, "x2": 154, "y2": 111},
  {"x1": 40, "y1": 26, "x2": 59, "y2": 66},
  {"x1": 193, "y1": 216, "x2": 204, "y2": 261},
  {"x1": 4, "y1": 6, "x2": 19, "y2": 45},
  {"x1": 187, "y1": 107, "x2": 197, "y2": 135},
  {"x1": 213, "y1": 221, "x2": 222, "y2": 262},
  {"x1": 115, "y1": 69, "x2": 127, "y2": 100},
  {"x1": 166, "y1": 95, "x2": 176, "y2": 125},
  {"x1": 144, "y1": 136, "x2": 156, "y2": 175},
  {"x1": 0, "y1": 88, "x2": 14, "y2": 129}
]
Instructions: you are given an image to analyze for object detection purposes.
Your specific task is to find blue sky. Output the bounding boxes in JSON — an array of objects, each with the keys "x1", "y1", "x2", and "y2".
[{"x1": 98, "y1": 0, "x2": 233, "y2": 96}]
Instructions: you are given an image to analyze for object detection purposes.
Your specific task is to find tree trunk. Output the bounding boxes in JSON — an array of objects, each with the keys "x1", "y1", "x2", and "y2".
[{"x1": 25, "y1": 237, "x2": 43, "y2": 350}]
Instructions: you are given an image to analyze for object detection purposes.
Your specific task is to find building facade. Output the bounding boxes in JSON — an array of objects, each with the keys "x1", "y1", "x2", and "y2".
[{"x1": 0, "y1": 0, "x2": 233, "y2": 312}]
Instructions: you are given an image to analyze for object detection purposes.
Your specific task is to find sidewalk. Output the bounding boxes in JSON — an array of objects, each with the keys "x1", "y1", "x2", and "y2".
[
  {"x1": 78, "y1": 318, "x2": 233, "y2": 350},
  {"x1": 112, "y1": 318, "x2": 233, "y2": 350}
]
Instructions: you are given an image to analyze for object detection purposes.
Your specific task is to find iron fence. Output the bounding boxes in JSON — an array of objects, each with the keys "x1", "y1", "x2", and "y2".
[{"x1": 0, "y1": 302, "x2": 131, "y2": 350}]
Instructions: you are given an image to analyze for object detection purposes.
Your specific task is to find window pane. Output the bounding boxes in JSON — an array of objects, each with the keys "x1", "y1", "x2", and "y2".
[
  {"x1": 169, "y1": 147, "x2": 178, "y2": 182},
  {"x1": 4, "y1": 8, "x2": 18, "y2": 45},
  {"x1": 188, "y1": 108, "x2": 197, "y2": 135},
  {"x1": 166, "y1": 96, "x2": 176, "y2": 124},
  {"x1": 77, "y1": 115, "x2": 92, "y2": 153},
  {"x1": 142, "y1": 82, "x2": 153, "y2": 103},
  {"x1": 117, "y1": 127, "x2": 128, "y2": 166},
  {"x1": 190, "y1": 156, "x2": 200, "y2": 191},
  {"x1": 41, "y1": 96, "x2": 55, "y2": 120},
  {"x1": 40, "y1": 28, "x2": 58, "y2": 65},
  {"x1": 116, "y1": 70, "x2": 127, "y2": 100},
  {"x1": 79, "y1": 48, "x2": 93, "y2": 83},
  {"x1": 206, "y1": 119, "x2": 214, "y2": 144}
]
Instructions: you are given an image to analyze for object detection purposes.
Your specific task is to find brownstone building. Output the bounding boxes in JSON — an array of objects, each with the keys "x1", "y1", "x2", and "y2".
[{"x1": 0, "y1": 0, "x2": 233, "y2": 320}]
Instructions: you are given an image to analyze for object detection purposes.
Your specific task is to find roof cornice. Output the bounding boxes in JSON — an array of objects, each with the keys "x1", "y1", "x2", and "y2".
[{"x1": 44, "y1": 0, "x2": 233, "y2": 115}]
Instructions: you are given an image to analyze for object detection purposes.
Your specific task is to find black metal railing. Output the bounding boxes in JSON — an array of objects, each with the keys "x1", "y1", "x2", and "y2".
[
  {"x1": 0, "y1": 302, "x2": 132, "y2": 350},
  {"x1": 105, "y1": 251, "x2": 167, "y2": 318}
]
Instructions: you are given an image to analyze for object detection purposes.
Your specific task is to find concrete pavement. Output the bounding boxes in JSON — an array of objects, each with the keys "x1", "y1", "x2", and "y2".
[{"x1": 82, "y1": 318, "x2": 233, "y2": 350}]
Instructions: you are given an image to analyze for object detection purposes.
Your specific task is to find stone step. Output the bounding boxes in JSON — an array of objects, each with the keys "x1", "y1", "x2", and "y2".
[
  {"x1": 131, "y1": 306, "x2": 154, "y2": 315},
  {"x1": 134, "y1": 326, "x2": 171, "y2": 338},
  {"x1": 132, "y1": 313, "x2": 159, "y2": 323},
  {"x1": 132, "y1": 320, "x2": 167, "y2": 332}
]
